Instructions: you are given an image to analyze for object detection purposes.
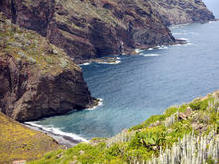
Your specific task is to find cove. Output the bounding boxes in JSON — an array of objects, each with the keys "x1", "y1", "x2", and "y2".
[{"x1": 33, "y1": 20, "x2": 219, "y2": 141}]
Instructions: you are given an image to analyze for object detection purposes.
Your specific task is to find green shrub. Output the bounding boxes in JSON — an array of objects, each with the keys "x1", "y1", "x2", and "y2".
[{"x1": 189, "y1": 99, "x2": 208, "y2": 111}]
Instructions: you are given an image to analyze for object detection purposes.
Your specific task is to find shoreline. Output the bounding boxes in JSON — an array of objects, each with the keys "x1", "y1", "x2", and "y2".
[
  {"x1": 78, "y1": 39, "x2": 187, "y2": 66},
  {"x1": 17, "y1": 29, "x2": 190, "y2": 149},
  {"x1": 21, "y1": 38, "x2": 188, "y2": 148},
  {"x1": 23, "y1": 98, "x2": 104, "y2": 148},
  {"x1": 24, "y1": 122, "x2": 87, "y2": 148}
]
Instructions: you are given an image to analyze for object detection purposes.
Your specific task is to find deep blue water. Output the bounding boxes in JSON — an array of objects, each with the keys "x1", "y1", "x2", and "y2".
[{"x1": 33, "y1": 3, "x2": 219, "y2": 140}]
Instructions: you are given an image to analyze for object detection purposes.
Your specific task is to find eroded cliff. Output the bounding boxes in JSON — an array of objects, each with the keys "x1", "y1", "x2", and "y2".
[
  {"x1": 0, "y1": 0, "x2": 214, "y2": 63},
  {"x1": 0, "y1": 14, "x2": 96, "y2": 122},
  {"x1": 0, "y1": 0, "x2": 175, "y2": 63}
]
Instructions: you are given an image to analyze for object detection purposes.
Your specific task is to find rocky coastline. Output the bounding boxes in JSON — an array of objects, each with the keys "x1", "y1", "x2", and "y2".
[
  {"x1": 0, "y1": 0, "x2": 217, "y2": 163},
  {"x1": 0, "y1": 0, "x2": 214, "y2": 64},
  {"x1": 0, "y1": 0, "x2": 205, "y2": 122}
]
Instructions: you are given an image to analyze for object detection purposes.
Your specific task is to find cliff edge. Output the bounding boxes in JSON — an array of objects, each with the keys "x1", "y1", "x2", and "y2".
[{"x1": 0, "y1": 13, "x2": 96, "y2": 122}]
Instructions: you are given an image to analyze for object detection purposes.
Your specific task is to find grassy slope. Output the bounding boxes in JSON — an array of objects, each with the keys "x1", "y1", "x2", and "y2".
[
  {"x1": 0, "y1": 112, "x2": 61, "y2": 163},
  {"x1": 30, "y1": 91, "x2": 219, "y2": 164}
]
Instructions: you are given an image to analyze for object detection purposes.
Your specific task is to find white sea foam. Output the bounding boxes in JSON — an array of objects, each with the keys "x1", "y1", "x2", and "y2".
[
  {"x1": 87, "y1": 98, "x2": 104, "y2": 111},
  {"x1": 135, "y1": 49, "x2": 144, "y2": 53},
  {"x1": 140, "y1": 53, "x2": 160, "y2": 57},
  {"x1": 79, "y1": 62, "x2": 91, "y2": 66},
  {"x1": 25, "y1": 122, "x2": 88, "y2": 143},
  {"x1": 96, "y1": 60, "x2": 121, "y2": 65},
  {"x1": 156, "y1": 45, "x2": 168, "y2": 50},
  {"x1": 148, "y1": 48, "x2": 154, "y2": 51},
  {"x1": 178, "y1": 38, "x2": 189, "y2": 41}
]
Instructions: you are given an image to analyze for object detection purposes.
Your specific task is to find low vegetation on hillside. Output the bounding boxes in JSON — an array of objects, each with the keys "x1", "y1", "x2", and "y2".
[
  {"x1": 0, "y1": 112, "x2": 61, "y2": 163},
  {"x1": 30, "y1": 91, "x2": 219, "y2": 164},
  {"x1": 0, "y1": 13, "x2": 79, "y2": 75}
]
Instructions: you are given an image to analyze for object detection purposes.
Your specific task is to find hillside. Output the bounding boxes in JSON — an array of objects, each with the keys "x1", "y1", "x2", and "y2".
[
  {"x1": 0, "y1": 112, "x2": 61, "y2": 163},
  {"x1": 30, "y1": 91, "x2": 219, "y2": 163},
  {"x1": 0, "y1": 0, "x2": 214, "y2": 63},
  {"x1": 0, "y1": 13, "x2": 96, "y2": 122}
]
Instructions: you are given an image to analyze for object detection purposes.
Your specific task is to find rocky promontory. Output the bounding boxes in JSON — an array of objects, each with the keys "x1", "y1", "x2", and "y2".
[{"x1": 0, "y1": 13, "x2": 96, "y2": 122}]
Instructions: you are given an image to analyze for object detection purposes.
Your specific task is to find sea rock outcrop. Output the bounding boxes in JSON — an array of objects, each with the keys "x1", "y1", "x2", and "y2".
[{"x1": 0, "y1": 14, "x2": 95, "y2": 122}]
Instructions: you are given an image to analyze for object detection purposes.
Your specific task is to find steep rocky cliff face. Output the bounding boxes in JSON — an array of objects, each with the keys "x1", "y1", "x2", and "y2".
[
  {"x1": 147, "y1": 0, "x2": 215, "y2": 26},
  {"x1": 0, "y1": 0, "x2": 176, "y2": 63},
  {"x1": 0, "y1": 0, "x2": 214, "y2": 63},
  {"x1": 0, "y1": 14, "x2": 95, "y2": 122}
]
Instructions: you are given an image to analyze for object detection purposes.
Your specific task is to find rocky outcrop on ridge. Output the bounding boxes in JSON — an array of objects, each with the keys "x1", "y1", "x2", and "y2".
[{"x1": 0, "y1": 14, "x2": 96, "y2": 122}]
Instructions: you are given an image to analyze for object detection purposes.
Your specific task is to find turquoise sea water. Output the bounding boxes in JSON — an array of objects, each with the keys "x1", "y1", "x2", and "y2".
[{"x1": 32, "y1": 3, "x2": 219, "y2": 141}]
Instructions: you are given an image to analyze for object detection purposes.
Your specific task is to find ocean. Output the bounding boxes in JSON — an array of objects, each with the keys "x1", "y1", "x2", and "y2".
[{"x1": 27, "y1": 1, "x2": 219, "y2": 144}]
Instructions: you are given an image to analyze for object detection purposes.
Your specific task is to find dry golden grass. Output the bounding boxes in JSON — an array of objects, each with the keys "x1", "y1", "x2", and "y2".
[{"x1": 0, "y1": 112, "x2": 61, "y2": 163}]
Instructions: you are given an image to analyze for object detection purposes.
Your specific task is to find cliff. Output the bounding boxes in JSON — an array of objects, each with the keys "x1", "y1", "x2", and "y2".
[
  {"x1": 0, "y1": 0, "x2": 175, "y2": 63},
  {"x1": 0, "y1": 0, "x2": 214, "y2": 63},
  {"x1": 0, "y1": 13, "x2": 96, "y2": 122},
  {"x1": 0, "y1": 112, "x2": 61, "y2": 163},
  {"x1": 147, "y1": 0, "x2": 215, "y2": 26},
  {"x1": 30, "y1": 91, "x2": 219, "y2": 164}
]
